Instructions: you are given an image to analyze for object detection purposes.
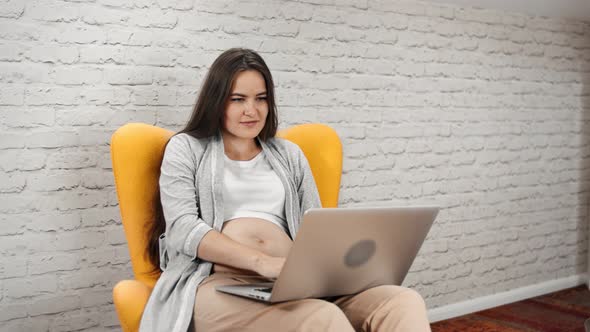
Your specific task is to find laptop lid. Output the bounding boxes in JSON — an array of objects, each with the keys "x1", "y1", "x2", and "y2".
[{"x1": 268, "y1": 206, "x2": 438, "y2": 302}]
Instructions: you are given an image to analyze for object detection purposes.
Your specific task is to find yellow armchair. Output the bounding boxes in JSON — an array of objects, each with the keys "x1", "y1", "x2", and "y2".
[{"x1": 110, "y1": 123, "x2": 342, "y2": 332}]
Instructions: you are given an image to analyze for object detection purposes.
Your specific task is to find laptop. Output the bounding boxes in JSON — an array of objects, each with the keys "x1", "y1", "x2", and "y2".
[{"x1": 215, "y1": 206, "x2": 439, "y2": 303}]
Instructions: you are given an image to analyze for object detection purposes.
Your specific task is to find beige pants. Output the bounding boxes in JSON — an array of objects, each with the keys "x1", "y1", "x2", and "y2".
[{"x1": 192, "y1": 272, "x2": 431, "y2": 332}]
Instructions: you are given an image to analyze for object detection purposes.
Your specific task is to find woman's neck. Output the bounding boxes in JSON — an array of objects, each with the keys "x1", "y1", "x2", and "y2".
[{"x1": 222, "y1": 134, "x2": 261, "y2": 161}]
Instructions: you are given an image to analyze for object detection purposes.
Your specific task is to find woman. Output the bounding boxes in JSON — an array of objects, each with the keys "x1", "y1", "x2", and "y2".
[{"x1": 140, "y1": 48, "x2": 432, "y2": 332}]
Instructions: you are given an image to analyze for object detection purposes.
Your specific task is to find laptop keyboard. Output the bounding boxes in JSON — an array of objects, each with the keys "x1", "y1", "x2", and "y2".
[{"x1": 255, "y1": 287, "x2": 273, "y2": 293}]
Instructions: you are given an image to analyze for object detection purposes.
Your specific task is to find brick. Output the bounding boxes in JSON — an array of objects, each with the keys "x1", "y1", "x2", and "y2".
[
  {"x1": 131, "y1": 9, "x2": 178, "y2": 29},
  {"x1": 78, "y1": 129, "x2": 114, "y2": 147},
  {"x1": 80, "y1": 170, "x2": 114, "y2": 189},
  {"x1": 154, "y1": 108, "x2": 187, "y2": 126},
  {"x1": 30, "y1": 295, "x2": 80, "y2": 316},
  {"x1": 4, "y1": 275, "x2": 58, "y2": 299},
  {"x1": 0, "y1": 62, "x2": 52, "y2": 84},
  {"x1": 189, "y1": 0, "x2": 229, "y2": 14},
  {"x1": 106, "y1": 108, "x2": 156, "y2": 126},
  {"x1": 299, "y1": 23, "x2": 334, "y2": 40},
  {"x1": 26, "y1": 87, "x2": 79, "y2": 106},
  {"x1": 59, "y1": 268, "x2": 116, "y2": 290},
  {"x1": 96, "y1": 0, "x2": 133, "y2": 8},
  {"x1": 0, "y1": 302, "x2": 28, "y2": 321},
  {"x1": 54, "y1": 107, "x2": 111, "y2": 126},
  {"x1": 364, "y1": 29, "x2": 398, "y2": 45},
  {"x1": 51, "y1": 67, "x2": 103, "y2": 85},
  {"x1": 83, "y1": 87, "x2": 131, "y2": 105},
  {"x1": 55, "y1": 26, "x2": 107, "y2": 44},
  {"x1": 156, "y1": 0, "x2": 194, "y2": 10},
  {"x1": 312, "y1": 7, "x2": 345, "y2": 24},
  {"x1": 26, "y1": 130, "x2": 79, "y2": 148},
  {"x1": 0, "y1": 149, "x2": 46, "y2": 171},
  {"x1": 278, "y1": 2, "x2": 312, "y2": 21},
  {"x1": 28, "y1": 0, "x2": 80, "y2": 22},
  {"x1": 0, "y1": 173, "x2": 26, "y2": 193},
  {"x1": 260, "y1": 20, "x2": 299, "y2": 37},
  {"x1": 0, "y1": 107, "x2": 55, "y2": 127},
  {"x1": 425, "y1": 4, "x2": 454, "y2": 19},
  {"x1": 0, "y1": 214, "x2": 29, "y2": 235},
  {"x1": 0, "y1": 233, "x2": 29, "y2": 255},
  {"x1": 29, "y1": 253, "x2": 82, "y2": 275},
  {"x1": 3, "y1": 22, "x2": 37, "y2": 44},
  {"x1": 0, "y1": 0, "x2": 24, "y2": 18},
  {"x1": 176, "y1": 51, "x2": 216, "y2": 68},
  {"x1": 153, "y1": 31, "x2": 192, "y2": 49},
  {"x1": 0, "y1": 132, "x2": 25, "y2": 149},
  {"x1": 80, "y1": 288, "x2": 114, "y2": 308},
  {"x1": 152, "y1": 67, "x2": 199, "y2": 86},
  {"x1": 379, "y1": 12, "x2": 409, "y2": 30},
  {"x1": 56, "y1": 227, "x2": 105, "y2": 250},
  {"x1": 81, "y1": 5, "x2": 131, "y2": 25},
  {"x1": 0, "y1": 42, "x2": 27, "y2": 62},
  {"x1": 179, "y1": 12, "x2": 222, "y2": 32},
  {"x1": 101, "y1": 308, "x2": 123, "y2": 328},
  {"x1": 113, "y1": 246, "x2": 131, "y2": 265},
  {"x1": 332, "y1": 26, "x2": 365, "y2": 42},
  {"x1": 0, "y1": 86, "x2": 25, "y2": 105},
  {"x1": 221, "y1": 17, "x2": 260, "y2": 35},
  {"x1": 373, "y1": 0, "x2": 425, "y2": 15},
  {"x1": 26, "y1": 45, "x2": 79, "y2": 64},
  {"x1": 0, "y1": 256, "x2": 27, "y2": 278},
  {"x1": 51, "y1": 313, "x2": 99, "y2": 331},
  {"x1": 79, "y1": 45, "x2": 125, "y2": 64},
  {"x1": 104, "y1": 66, "x2": 152, "y2": 85},
  {"x1": 46, "y1": 149, "x2": 99, "y2": 169},
  {"x1": 27, "y1": 212, "x2": 81, "y2": 231},
  {"x1": 27, "y1": 171, "x2": 80, "y2": 192},
  {"x1": 129, "y1": 48, "x2": 177, "y2": 67},
  {"x1": 84, "y1": 248, "x2": 118, "y2": 267},
  {"x1": 106, "y1": 29, "x2": 152, "y2": 46},
  {"x1": 131, "y1": 87, "x2": 176, "y2": 106}
]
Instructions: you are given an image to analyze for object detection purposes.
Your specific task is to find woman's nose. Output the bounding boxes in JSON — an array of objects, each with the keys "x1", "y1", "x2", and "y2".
[{"x1": 243, "y1": 101, "x2": 256, "y2": 115}]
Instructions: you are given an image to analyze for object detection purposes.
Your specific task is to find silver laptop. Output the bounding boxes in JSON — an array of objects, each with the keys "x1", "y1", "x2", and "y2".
[{"x1": 215, "y1": 206, "x2": 438, "y2": 303}]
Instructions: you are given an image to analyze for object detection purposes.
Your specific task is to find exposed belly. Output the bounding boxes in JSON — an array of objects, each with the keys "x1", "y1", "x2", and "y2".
[{"x1": 212, "y1": 217, "x2": 292, "y2": 275}]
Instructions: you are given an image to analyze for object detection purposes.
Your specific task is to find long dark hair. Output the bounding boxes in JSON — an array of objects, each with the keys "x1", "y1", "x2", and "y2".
[{"x1": 147, "y1": 48, "x2": 279, "y2": 272}]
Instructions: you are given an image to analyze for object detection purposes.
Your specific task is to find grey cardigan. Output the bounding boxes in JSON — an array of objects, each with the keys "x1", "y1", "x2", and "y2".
[{"x1": 139, "y1": 132, "x2": 321, "y2": 332}]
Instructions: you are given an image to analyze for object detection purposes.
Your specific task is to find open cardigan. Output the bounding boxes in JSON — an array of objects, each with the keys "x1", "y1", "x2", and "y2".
[{"x1": 139, "y1": 132, "x2": 321, "y2": 332}]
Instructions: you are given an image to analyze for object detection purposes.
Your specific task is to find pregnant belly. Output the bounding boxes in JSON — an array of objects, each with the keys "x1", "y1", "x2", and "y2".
[{"x1": 212, "y1": 217, "x2": 293, "y2": 275}]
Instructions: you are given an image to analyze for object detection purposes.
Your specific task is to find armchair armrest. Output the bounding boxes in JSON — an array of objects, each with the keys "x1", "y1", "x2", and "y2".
[{"x1": 113, "y1": 279, "x2": 153, "y2": 332}]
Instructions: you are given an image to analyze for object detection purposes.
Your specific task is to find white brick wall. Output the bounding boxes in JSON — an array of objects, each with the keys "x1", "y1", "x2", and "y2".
[{"x1": 0, "y1": 0, "x2": 588, "y2": 330}]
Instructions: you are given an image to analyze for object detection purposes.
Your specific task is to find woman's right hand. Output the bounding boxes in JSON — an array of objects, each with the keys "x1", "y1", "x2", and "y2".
[{"x1": 255, "y1": 255, "x2": 286, "y2": 280}]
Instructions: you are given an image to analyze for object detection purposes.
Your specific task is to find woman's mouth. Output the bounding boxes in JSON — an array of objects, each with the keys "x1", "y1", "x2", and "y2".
[{"x1": 240, "y1": 121, "x2": 258, "y2": 127}]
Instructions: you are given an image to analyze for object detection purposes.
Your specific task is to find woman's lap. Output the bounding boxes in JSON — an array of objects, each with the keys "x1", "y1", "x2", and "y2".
[{"x1": 193, "y1": 272, "x2": 429, "y2": 332}]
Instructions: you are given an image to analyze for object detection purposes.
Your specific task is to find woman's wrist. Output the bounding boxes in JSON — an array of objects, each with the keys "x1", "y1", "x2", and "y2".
[{"x1": 249, "y1": 251, "x2": 267, "y2": 273}]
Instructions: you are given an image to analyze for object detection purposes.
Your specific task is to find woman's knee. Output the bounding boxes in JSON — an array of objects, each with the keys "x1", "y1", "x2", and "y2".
[
  {"x1": 376, "y1": 286, "x2": 427, "y2": 311},
  {"x1": 306, "y1": 299, "x2": 347, "y2": 317},
  {"x1": 297, "y1": 300, "x2": 352, "y2": 331},
  {"x1": 399, "y1": 288, "x2": 427, "y2": 310}
]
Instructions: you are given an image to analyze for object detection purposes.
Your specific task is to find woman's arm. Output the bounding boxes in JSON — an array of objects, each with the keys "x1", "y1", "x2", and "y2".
[{"x1": 197, "y1": 231, "x2": 285, "y2": 279}]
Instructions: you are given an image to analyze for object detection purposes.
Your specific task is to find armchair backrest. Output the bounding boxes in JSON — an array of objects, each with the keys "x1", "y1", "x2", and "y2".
[
  {"x1": 111, "y1": 123, "x2": 173, "y2": 287},
  {"x1": 277, "y1": 123, "x2": 342, "y2": 208},
  {"x1": 111, "y1": 123, "x2": 342, "y2": 286}
]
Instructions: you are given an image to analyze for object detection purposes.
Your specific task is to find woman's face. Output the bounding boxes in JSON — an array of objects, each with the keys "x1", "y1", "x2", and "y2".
[{"x1": 222, "y1": 70, "x2": 269, "y2": 142}]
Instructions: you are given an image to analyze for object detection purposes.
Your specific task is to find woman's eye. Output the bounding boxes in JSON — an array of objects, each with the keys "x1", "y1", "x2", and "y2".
[
  {"x1": 257, "y1": 96, "x2": 267, "y2": 101},
  {"x1": 231, "y1": 98, "x2": 244, "y2": 102}
]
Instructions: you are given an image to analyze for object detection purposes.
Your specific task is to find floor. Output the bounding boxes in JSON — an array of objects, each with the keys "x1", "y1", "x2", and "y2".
[{"x1": 431, "y1": 286, "x2": 590, "y2": 332}]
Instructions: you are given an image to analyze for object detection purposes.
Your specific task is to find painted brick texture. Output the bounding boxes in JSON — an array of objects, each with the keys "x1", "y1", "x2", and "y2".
[{"x1": 0, "y1": 0, "x2": 589, "y2": 330}]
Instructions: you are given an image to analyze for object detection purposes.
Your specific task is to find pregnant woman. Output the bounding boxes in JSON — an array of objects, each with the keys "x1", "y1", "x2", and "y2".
[{"x1": 139, "y1": 48, "x2": 432, "y2": 332}]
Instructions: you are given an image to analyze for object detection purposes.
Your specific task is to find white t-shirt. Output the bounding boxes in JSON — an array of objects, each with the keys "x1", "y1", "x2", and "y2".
[{"x1": 222, "y1": 151, "x2": 287, "y2": 233}]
